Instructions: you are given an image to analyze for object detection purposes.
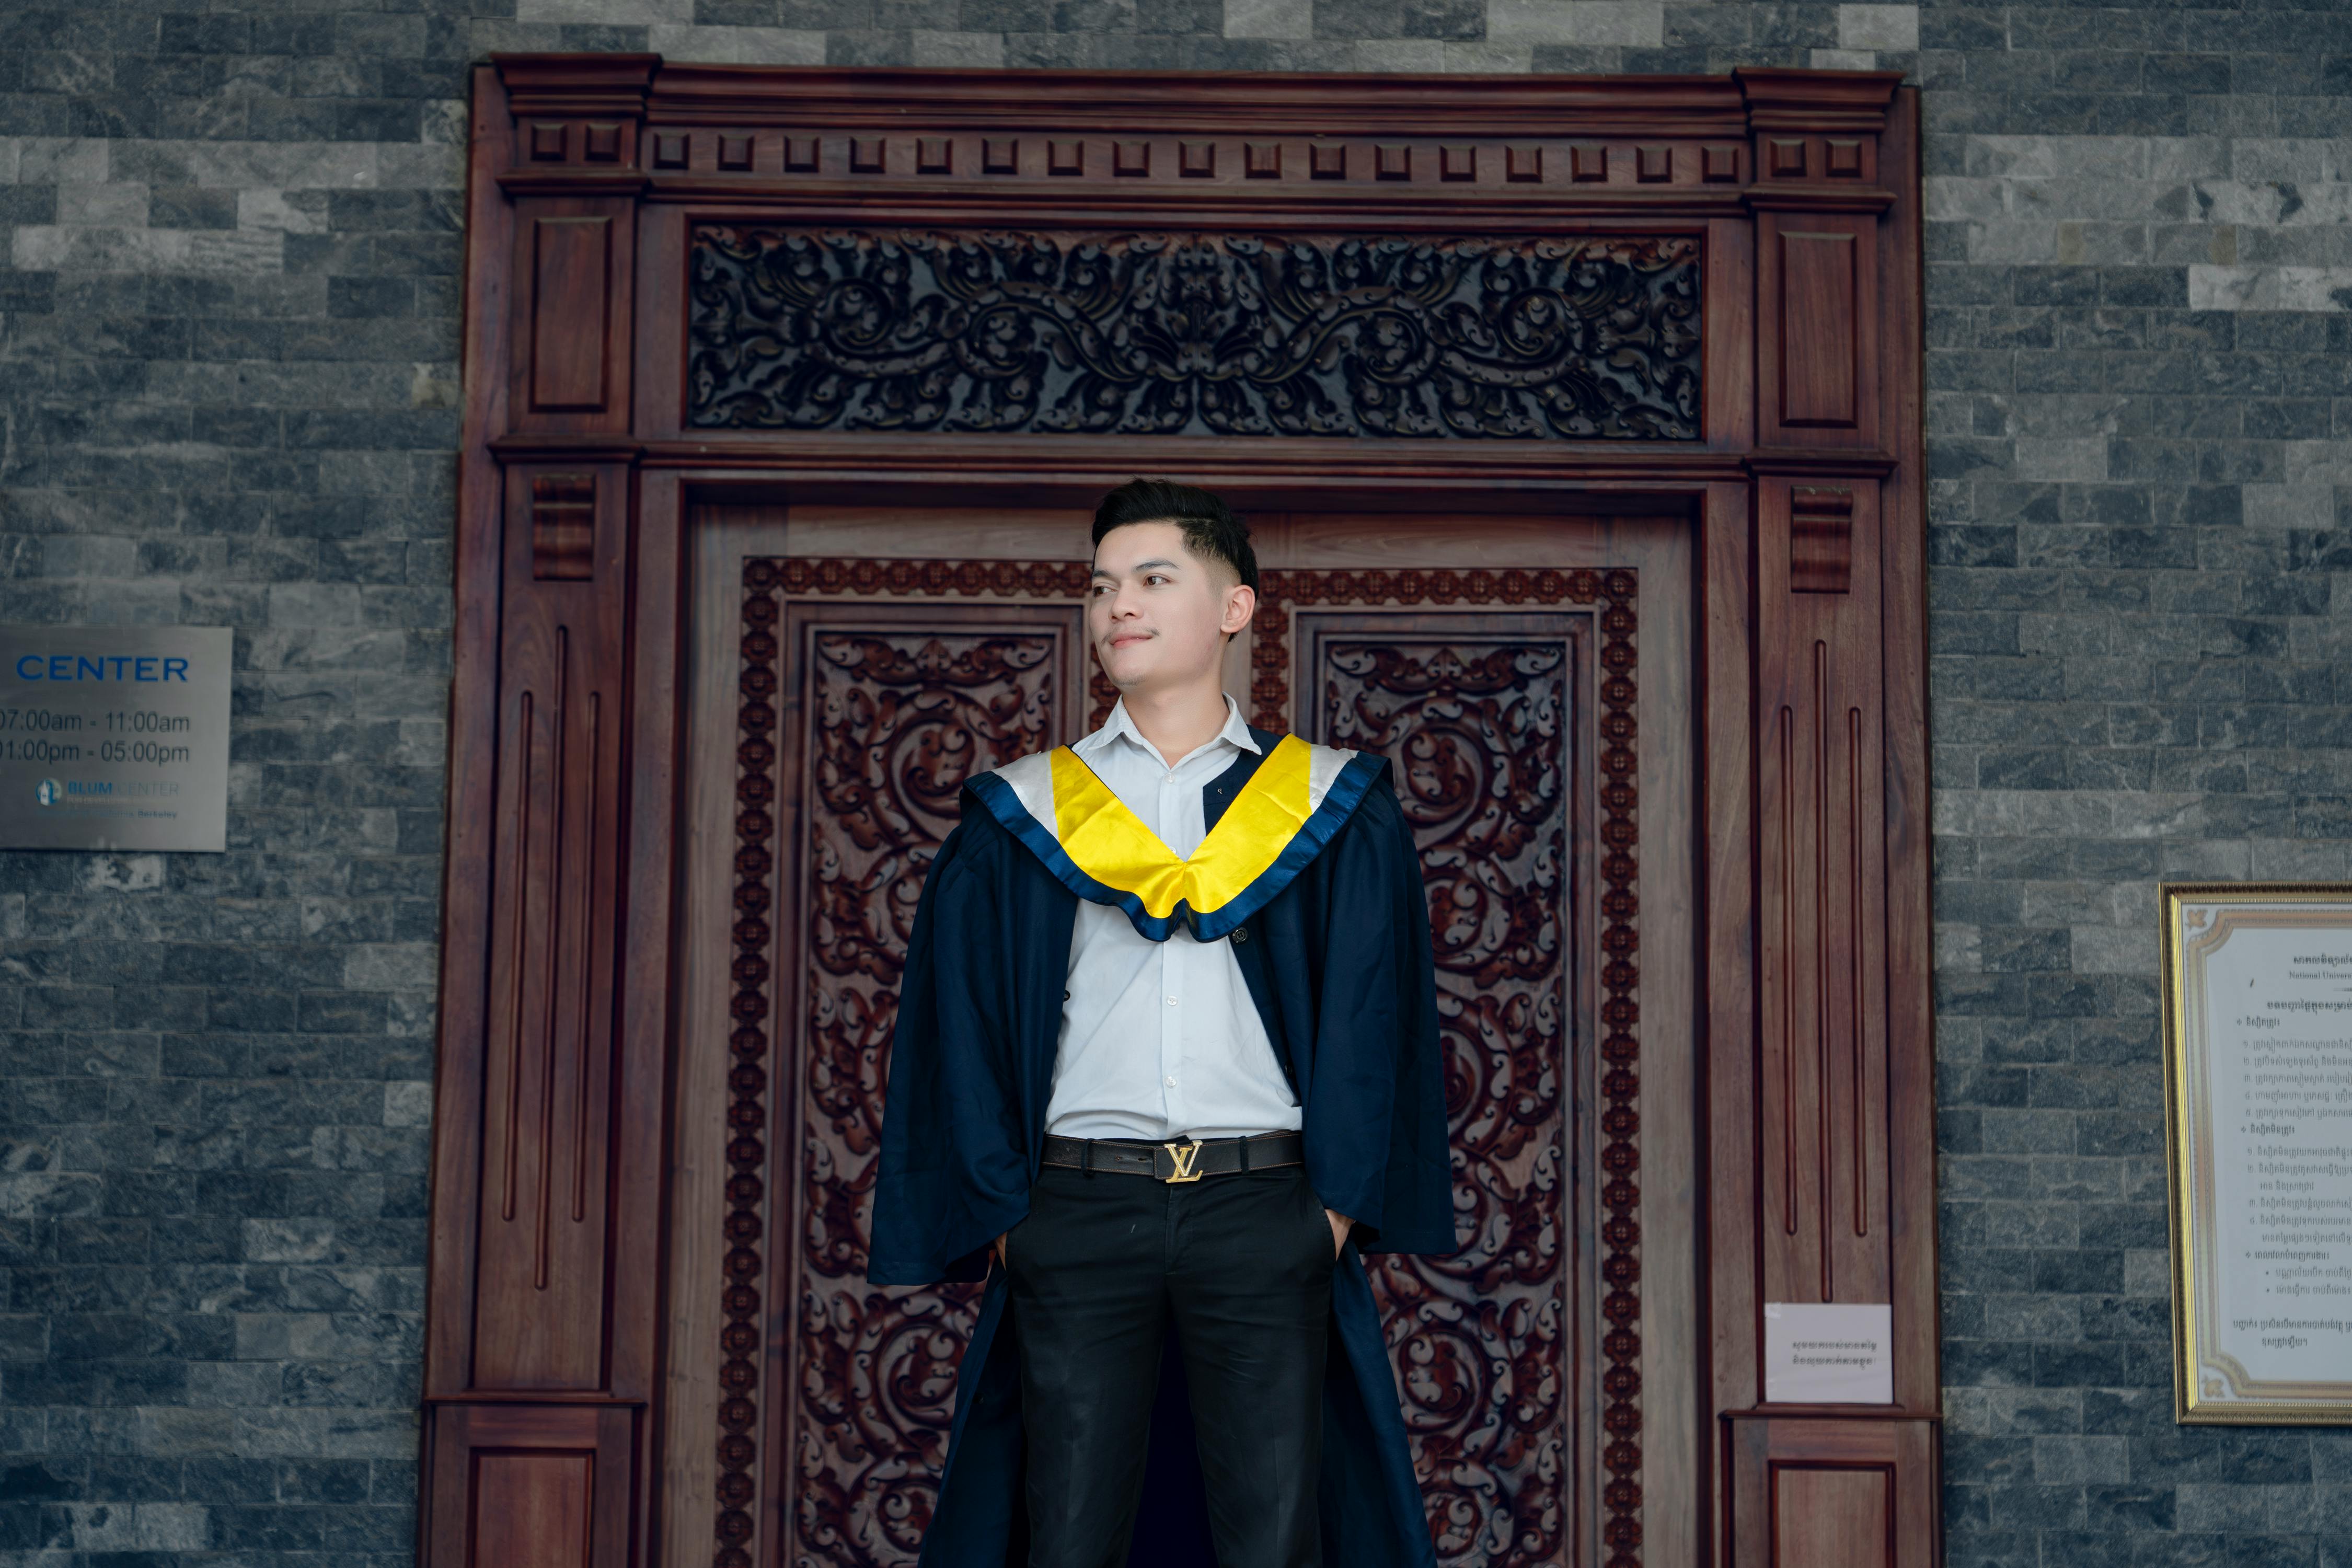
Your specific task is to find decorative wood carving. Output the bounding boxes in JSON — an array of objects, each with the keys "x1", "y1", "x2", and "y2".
[
  {"x1": 1318, "y1": 620, "x2": 1583, "y2": 1566},
  {"x1": 716, "y1": 572, "x2": 780, "y2": 1568},
  {"x1": 495, "y1": 52, "x2": 654, "y2": 173},
  {"x1": 790, "y1": 624, "x2": 1068, "y2": 1562},
  {"x1": 1256, "y1": 568, "x2": 1641, "y2": 1568},
  {"x1": 1788, "y1": 487, "x2": 1854, "y2": 595},
  {"x1": 733, "y1": 561, "x2": 1637, "y2": 1568},
  {"x1": 530, "y1": 474, "x2": 596, "y2": 581},
  {"x1": 729, "y1": 559, "x2": 1105, "y2": 1568},
  {"x1": 686, "y1": 229, "x2": 1701, "y2": 441}
]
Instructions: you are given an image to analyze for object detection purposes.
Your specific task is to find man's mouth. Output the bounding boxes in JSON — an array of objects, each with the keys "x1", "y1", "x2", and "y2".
[{"x1": 1108, "y1": 632, "x2": 1151, "y2": 649}]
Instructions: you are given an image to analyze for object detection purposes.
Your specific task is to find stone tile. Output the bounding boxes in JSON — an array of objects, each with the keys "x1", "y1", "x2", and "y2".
[
  {"x1": 911, "y1": 26, "x2": 1009, "y2": 59},
  {"x1": 649, "y1": 21, "x2": 831, "y2": 55},
  {"x1": 1442, "y1": 40, "x2": 1530, "y2": 68},
  {"x1": 1485, "y1": 0, "x2": 1661, "y2": 46},
  {"x1": 1225, "y1": 0, "x2": 1314, "y2": 38},
  {"x1": 521, "y1": 0, "x2": 697, "y2": 19},
  {"x1": 1352, "y1": 36, "x2": 1445, "y2": 66},
  {"x1": 1836, "y1": 1, "x2": 1912, "y2": 50},
  {"x1": 2189, "y1": 264, "x2": 2352, "y2": 311}
]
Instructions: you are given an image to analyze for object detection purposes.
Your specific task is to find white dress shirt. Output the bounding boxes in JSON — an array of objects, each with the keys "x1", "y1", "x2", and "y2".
[{"x1": 1043, "y1": 695, "x2": 1305, "y2": 1142}]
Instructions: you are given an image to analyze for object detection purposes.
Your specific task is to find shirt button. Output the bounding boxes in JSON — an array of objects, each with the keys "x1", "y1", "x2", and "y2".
[
  {"x1": 1165, "y1": 1076, "x2": 1177, "y2": 1087},
  {"x1": 1165, "y1": 996, "x2": 1178, "y2": 1006}
]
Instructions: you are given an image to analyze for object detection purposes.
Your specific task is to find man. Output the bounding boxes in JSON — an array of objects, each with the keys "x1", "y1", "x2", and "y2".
[{"x1": 869, "y1": 478, "x2": 1452, "y2": 1568}]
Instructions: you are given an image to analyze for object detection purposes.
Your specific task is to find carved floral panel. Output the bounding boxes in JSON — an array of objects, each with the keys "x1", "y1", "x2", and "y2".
[
  {"x1": 689, "y1": 228, "x2": 1700, "y2": 441},
  {"x1": 788, "y1": 628, "x2": 1066, "y2": 1566},
  {"x1": 726, "y1": 571, "x2": 1090, "y2": 1568},
  {"x1": 1313, "y1": 627, "x2": 1579, "y2": 1567},
  {"x1": 733, "y1": 561, "x2": 1639, "y2": 1568}
]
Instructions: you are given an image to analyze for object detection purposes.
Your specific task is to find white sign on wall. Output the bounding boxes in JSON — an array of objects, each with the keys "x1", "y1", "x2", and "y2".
[{"x1": 1765, "y1": 1301, "x2": 1894, "y2": 1404}]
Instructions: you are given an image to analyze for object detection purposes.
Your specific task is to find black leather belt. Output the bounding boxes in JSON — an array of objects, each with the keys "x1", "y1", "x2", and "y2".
[{"x1": 1040, "y1": 1130, "x2": 1304, "y2": 1183}]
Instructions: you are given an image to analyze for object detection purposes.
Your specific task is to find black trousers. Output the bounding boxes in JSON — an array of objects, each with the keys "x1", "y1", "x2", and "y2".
[{"x1": 1003, "y1": 1161, "x2": 1336, "y2": 1568}]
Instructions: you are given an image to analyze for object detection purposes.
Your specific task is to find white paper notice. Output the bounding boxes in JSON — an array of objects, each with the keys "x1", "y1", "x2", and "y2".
[
  {"x1": 2174, "y1": 902, "x2": 2352, "y2": 1407},
  {"x1": 1765, "y1": 1302, "x2": 1893, "y2": 1403}
]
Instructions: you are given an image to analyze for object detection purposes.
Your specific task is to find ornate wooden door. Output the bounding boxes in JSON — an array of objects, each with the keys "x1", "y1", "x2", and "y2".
[
  {"x1": 427, "y1": 57, "x2": 1937, "y2": 1568},
  {"x1": 662, "y1": 511, "x2": 1698, "y2": 1568}
]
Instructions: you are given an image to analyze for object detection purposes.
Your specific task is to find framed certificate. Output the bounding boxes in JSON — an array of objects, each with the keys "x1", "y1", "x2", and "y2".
[{"x1": 2163, "y1": 883, "x2": 2352, "y2": 1423}]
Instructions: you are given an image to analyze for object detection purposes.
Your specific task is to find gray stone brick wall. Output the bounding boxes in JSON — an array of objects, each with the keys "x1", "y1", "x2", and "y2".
[{"x1": 3, "y1": 1, "x2": 2350, "y2": 1562}]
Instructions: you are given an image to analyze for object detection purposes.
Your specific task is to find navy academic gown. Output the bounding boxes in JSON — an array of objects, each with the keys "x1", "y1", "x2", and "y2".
[{"x1": 868, "y1": 730, "x2": 1454, "y2": 1567}]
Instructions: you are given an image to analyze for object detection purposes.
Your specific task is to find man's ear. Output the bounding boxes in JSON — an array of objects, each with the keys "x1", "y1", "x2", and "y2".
[{"x1": 1220, "y1": 583, "x2": 1256, "y2": 638}]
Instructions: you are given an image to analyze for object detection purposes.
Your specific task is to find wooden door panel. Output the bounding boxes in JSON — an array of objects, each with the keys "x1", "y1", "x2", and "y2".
[
  {"x1": 780, "y1": 609, "x2": 1094, "y2": 1563},
  {"x1": 422, "y1": 1404, "x2": 633, "y2": 1568},
  {"x1": 1299, "y1": 608, "x2": 1594, "y2": 1567},
  {"x1": 736, "y1": 579, "x2": 1104, "y2": 1567},
  {"x1": 698, "y1": 546, "x2": 1677, "y2": 1568},
  {"x1": 469, "y1": 465, "x2": 632, "y2": 1394},
  {"x1": 1725, "y1": 1416, "x2": 1935, "y2": 1568},
  {"x1": 1757, "y1": 477, "x2": 1892, "y2": 1311}
]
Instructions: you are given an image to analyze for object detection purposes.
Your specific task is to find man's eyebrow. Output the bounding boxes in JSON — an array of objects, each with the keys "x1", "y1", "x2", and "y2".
[{"x1": 1090, "y1": 558, "x2": 1184, "y2": 579}]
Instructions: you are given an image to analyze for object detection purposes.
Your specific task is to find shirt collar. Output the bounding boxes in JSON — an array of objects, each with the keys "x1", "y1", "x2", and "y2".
[{"x1": 1075, "y1": 694, "x2": 1262, "y2": 764}]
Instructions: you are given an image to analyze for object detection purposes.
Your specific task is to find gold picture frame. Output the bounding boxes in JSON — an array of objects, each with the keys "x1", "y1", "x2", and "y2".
[{"x1": 2162, "y1": 882, "x2": 2352, "y2": 1424}]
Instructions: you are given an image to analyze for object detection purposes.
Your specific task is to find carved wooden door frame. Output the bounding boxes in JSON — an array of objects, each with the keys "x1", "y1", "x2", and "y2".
[{"x1": 425, "y1": 56, "x2": 1936, "y2": 1568}]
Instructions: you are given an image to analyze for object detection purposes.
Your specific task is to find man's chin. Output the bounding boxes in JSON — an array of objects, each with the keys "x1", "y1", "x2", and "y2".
[{"x1": 1098, "y1": 646, "x2": 1155, "y2": 682}]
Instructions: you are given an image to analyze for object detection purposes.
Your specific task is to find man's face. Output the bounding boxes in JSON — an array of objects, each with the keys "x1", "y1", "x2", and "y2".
[{"x1": 1087, "y1": 521, "x2": 1252, "y2": 695}]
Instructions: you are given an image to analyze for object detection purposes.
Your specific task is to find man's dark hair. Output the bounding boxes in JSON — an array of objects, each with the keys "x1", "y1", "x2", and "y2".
[{"x1": 1091, "y1": 478, "x2": 1258, "y2": 593}]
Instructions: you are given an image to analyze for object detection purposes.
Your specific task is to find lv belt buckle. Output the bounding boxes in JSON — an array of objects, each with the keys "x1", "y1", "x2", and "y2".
[{"x1": 1161, "y1": 1138, "x2": 1204, "y2": 1183}]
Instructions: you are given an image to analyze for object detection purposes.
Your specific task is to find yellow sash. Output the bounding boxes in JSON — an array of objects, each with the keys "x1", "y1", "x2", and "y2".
[{"x1": 1050, "y1": 734, "x2": 1313, "y2": 919}]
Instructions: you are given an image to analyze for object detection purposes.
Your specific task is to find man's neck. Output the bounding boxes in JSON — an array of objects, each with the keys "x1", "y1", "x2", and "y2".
[{"x1": 1118, "y1": 679, "x2": 1231, "y2": 765}]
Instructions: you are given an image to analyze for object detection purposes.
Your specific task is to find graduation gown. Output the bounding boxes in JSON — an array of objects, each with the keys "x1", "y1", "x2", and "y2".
[{"x1": 868, "y1": 725, "x2": 1454, "y2": 1567}]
